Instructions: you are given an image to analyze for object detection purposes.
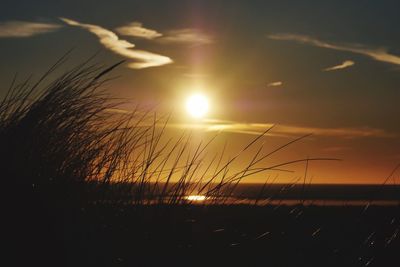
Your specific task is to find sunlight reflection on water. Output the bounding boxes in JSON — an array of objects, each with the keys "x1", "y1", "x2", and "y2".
[{"x1": 185, "y1": 195, "x2": 207, "y2": 201}]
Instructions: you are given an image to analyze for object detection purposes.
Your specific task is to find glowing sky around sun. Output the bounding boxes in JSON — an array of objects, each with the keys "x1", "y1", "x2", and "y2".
[{"x1": 0, "y1": 0, "x2": 399, "y2": 184}]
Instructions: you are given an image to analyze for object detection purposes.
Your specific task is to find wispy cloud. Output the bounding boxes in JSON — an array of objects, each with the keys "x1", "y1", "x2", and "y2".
[
  {"x1": 324, "y1": 60, "x2": 355, "y2": 71},
  {"x1": 274, "y1": 124, "x2": 395, "y2": 138},
  {"x1": 115, "y1": 22, "x2": 213, "y2": 46},
  {"x1": 60, "y1": 18, "x2": 172, "y2": 69},
  {"x1": 99, "y1": 108, "x2": 396, "y2": 139},
  {"x1": 157, "y1": 29, "x2": 214, "y2": 45},
  {"x1": 0, "y1": 21, "x2": 61, "y2": 38},
  {"x1": 169, "y1": 119, "x2": 396, "y2": 139},
  {"x1": 267, "y1": 81, "x2": 283, "y2": 87},
  {"x1": 268, "y1": 33, "x2": 400, "y2": 66},
  {"x1": 115, "y1": 22, "x2": 162, "y2": 39}
]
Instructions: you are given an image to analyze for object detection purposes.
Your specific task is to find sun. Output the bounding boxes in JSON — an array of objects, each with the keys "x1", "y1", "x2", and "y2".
[{"x1": 186, "y1": 93, "x2": 209, "y2": 118}]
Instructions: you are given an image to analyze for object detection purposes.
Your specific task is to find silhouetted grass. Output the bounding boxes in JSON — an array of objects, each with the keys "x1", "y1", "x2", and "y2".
[
  {"x1": 0, "y1": 55, "x2": 340, "y2": 210},
  {"x1": 4, "y1": 56, "x2": 398, "y2": 267}
]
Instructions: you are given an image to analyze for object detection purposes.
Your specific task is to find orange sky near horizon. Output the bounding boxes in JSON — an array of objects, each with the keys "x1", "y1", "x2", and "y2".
[{"x1": 0, "y1": 1, "x2": 399, "y2": 184}]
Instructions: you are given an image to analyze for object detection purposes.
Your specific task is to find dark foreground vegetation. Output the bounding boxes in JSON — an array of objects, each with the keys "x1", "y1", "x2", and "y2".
[
  {"x1": 37, "y1": 203, "x2": 400, "y2": 267},
  {"x1": 1, "y1": 57, "x2": 399, "y2": 266}
]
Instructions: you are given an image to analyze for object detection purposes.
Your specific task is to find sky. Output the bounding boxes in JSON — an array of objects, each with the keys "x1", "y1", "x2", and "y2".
[{"x1": 1, "y1": 0, "x2": 399, "y2": 184}]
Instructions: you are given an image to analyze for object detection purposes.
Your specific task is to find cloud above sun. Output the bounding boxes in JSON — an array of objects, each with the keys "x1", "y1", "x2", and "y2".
[
  {"x1": 268, "y1": 33, "x2": 400, "y2": 66},
  {"x1": 324, "y1": 60, "x2": 355, "y2": 71},
  {"x1": 115, "y1": 22, "x2": 214, "y2": 45},
  {"x1": 60, "y1": 18, "x2": 172, "y2": 69},
  {"x1": 0, "y1": 21, "x2": 61, "y2": 38},
  {"x1": 115, "y1": 22, "x2": 162, "y2": 40},
  {"x1": 157, "y1": 29, "x2": 214, "y2": 45},
  {"x1": 59, "y1": 18, "x2": 213, "y2": 68},
  {"x1": 0, "y1": 18, "x2": 213, "y2": 69}
]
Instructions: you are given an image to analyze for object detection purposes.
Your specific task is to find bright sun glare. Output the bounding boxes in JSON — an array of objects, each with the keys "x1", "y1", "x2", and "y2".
[
  {"x1": 185, "y1": 195, "x2": 206, "y2": 201},
  {"x1": 186, "y1": 93, "x2": 209, "y2": 118}
]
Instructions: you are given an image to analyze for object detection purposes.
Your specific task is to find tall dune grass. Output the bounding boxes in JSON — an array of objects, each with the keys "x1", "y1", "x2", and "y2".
[
  {"x1": 4, "y1": 57, "x2": 399, "y2": 267},
  {"x1": 0, "y1": 56, "x2": 338, "y2": 210},
  {"x1": 0, "y1": 56, "x2": 355, "y2": 267}
]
